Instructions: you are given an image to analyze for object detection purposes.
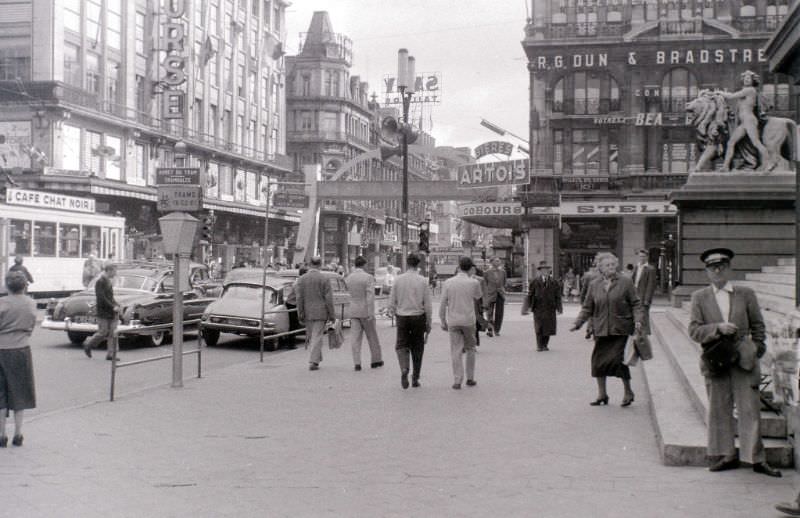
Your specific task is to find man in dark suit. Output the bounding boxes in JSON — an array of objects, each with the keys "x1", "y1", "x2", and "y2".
[
  {"x1": 632, "y1": 249, "x2": 657, "y2": 334},
  {"x1": 688, "y1": 247, "x2": 780, "y2": 477},
  {"x1": 527, "y1": 261, "x2": 562, "y2": 351},
  {"x1": 84, "y1": 262, "x2": 119, "y2": 360},
  {"x1": 483, "y1": 257, "x2": 506, "y2": 337},
  {"x1": 295, "y1": 256, "x2": 335, "y2": 371}
]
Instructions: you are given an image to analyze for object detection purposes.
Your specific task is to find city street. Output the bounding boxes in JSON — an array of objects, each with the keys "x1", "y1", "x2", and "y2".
[{"x1": 3, "y1": 302, "x2": 797, "y2": 517}]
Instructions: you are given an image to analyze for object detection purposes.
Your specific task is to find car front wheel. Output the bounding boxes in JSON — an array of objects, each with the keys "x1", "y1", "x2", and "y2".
[
  {"x1": 201, "y1": 328, "x2": 220, "y2": 347},
  {"x1": 143, "y1": 331, "x2": 167, "y2": 347},
  {"x1": 67, "y1": 331, "x2": 89, "y2": 345}
]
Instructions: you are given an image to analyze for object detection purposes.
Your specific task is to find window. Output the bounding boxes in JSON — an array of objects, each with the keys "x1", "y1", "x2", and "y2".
[
  {"x1": 553, "y1": 130, "x2": 563, "y2": 175},
  {"x1": 34, "y1": 221, "x2": 57, "y2": 257},
  {"x1": 206, "y1": 162, "x2": 219, "y2": 199},
  {"x1": 209, "y1": 38, "x2": 219, "y2": 86},
  {"x1": 553, "y1": 73, "x2": 619, "y2": 114},
  {"x1": 86, "y1": 130, "x2": 102, "y2": 174},
  {"x1": 107, "y1": 0, "x2": 122, "y2": 50},
  {"x1": 762, "y1": 77, "x2": 792, "y2": 111},
  {"x1": 609, "y1": 131, "x2": 619, "y2": 175},
  {"x1": 301, "y1": 75, "x2": 311, "y2": 96},
  {"x1": 300, "y1": 111, "x2": 313, "y2": 130},
  {"x1": 107, "y1": 61, "x2": 120, "y2": 104},
  {"x1": 86, "y1": 0, "x2": 102, "y2": 45},
  {"x1": 64, "y1": 43, "x2": 81, "y2": 87},
  {"x1": 661, "y1": 68, "x2": 699, "y2": 113},
  {"x1": 86, "y1": 53, "x2": 101, "y2": 94},
  {"x1": 0, "y1": 46, "x2": 31, "y2": 81},
  {"x1": 264, "y1": 1, "x2": 271, "y2": 27},
  {"x1": 553, "y1": 78, "x2": 564, "y2": 112},
  {"x1": 273, "y1": 2, "x2": 280, "y2": 32},
  {"x1": 135, "y1": 75, "x2": 147, "y2": 117},
  {"x1": 570, "y1": 129, "x2": 600, "y2": 175},
  {"x1": 224, "y1": 109, "x2": 233, "y2": 141},
  {"x1": 194, "y1": 98, "x2": 204, "y2": 133},
  {"x1": 9, "y1": 220, "x2": 31, "y2": 255},
  {"x1": 133, "y1": 143, "x2": 147, "y2": 184},
  {"x1": 236, "y1": 115, "x2": 244, "y2": 146},
  {"x1": 220, "y1": 165, "x2": 233, "y2": 196},
  {"x1": 105, "y1": 135, "x2": 122, "y2": 181},
  {"x1": 135, "y1": 12, "x2": 146, "y2": 55},
  {"x1": 324, "y1": 70, "x2": 333, "y2": 96},
  {"x1": 262, "y1": 76, "x2": 269, "y2": 109},
  {"x1": 82, "y1": 226, "x2": 101, "y2": 257},
  {"x1": 237, "y1": 62, "x2": 245, "y2": 97},
  {"x1": 249, "y1": 71, "x2": 257, "y2": 102},
  {"x1": 62, "y1": 125, "x2": 81, "y2": 171},
  {"x1": 321, "y1": 112, "x2": 337, "y2": 133},
  {"x1": 573, "y1": 72, "x2": 601, "y2": 115},
  {"x1": 209, "y1": 104, "x2": 218, "y2": 141},
  {"x1": 64, "y1": 0, "x2": 81, "y2": 33},
  {"x1": 223, "y1": 46, "x2": 232, "y2": 89},
  {"x1": 662, "y1": 128, "x2": 696, "y2": 173},
  {"x1": 246, "y1": 170, "x2": 257, "y2": 201},
  {"x1": 59, "y1": 224, "x2": 81, "y2": 258}
]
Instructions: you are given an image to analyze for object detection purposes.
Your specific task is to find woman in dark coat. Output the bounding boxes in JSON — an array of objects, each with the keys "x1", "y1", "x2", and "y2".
[
  {"x1": 570, "y1": 252, "x2": 644, "y2": 407},
  {"x1": 0, "y1": 271, "x2": 37, "y2": 447}
]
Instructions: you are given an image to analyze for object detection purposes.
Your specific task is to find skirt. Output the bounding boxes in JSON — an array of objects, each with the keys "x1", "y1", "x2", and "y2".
[
  {"x1": 0, "y1": 346, "x2": 36, "y2": 411},
  {"x1": 591, "y1": 335, "x2": 631, "y2": 380}
]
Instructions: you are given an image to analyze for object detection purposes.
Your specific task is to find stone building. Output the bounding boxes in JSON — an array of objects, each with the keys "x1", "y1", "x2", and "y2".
[{"x1": 0, "y1": 0, "x2": 295, "y2": 271}]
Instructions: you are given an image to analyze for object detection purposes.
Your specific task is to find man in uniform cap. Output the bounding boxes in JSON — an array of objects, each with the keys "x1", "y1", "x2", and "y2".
[
  {"x1": 525, "y1": 260, "x2": 562, "y2": 351},
  {"x1": 688, "y1": 247, "x2": 781, "y2": 477}
]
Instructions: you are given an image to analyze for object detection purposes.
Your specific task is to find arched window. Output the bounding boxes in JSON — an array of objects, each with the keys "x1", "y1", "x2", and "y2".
[
  {"x1": 552, "y1": 73, "x2": 620, "y2": 114},
  {"x1": 661, "y1": 68, "x2": 699, "y2": 113}
]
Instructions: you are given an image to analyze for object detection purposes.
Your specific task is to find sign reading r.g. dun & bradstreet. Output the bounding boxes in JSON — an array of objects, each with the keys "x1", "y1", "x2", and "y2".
[{"x1": 457, "y1": 159, "x2": 529, "y2": 188}]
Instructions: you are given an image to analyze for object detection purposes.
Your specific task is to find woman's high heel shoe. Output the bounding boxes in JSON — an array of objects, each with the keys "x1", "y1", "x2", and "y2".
[
  {"x1": 621, "y1": 394, "x2": 635, "y2": 407},
  {"x1": 590, "y1": 396, "x2": 609, "y2": 406}
]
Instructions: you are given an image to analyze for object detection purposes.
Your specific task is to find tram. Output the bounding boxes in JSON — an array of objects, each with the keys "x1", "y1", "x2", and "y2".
[{"x1": 0, "y1": 188, "x2": 125, "y2": 297}]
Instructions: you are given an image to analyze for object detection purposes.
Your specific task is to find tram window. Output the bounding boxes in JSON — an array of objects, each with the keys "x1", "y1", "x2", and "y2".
[
  {"x1": 34, "y1": 221, "x2": 57, "y2": 257},
  {"x1": 9, "y1": 219, "x2": 31, "y2": 255},
  {"x1": 82, "y1": 226, "x2": 101, "y2": 257},
  {"x1": 59, "y1": 224, "x2": 81, "y2": 258}
]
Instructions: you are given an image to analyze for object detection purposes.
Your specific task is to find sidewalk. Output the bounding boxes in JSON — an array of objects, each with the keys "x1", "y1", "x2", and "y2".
[{"x1": 3, "y1": 308, "x2": 797, "y2": 518}]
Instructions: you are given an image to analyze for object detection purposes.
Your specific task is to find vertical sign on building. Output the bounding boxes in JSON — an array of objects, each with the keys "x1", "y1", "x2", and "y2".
[{"x1": 161, "y1": 0, "x2": 187, "y2": 120}]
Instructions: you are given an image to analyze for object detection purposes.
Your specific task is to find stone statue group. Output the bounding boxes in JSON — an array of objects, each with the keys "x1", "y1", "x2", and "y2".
[{"x1": 686, "y1": 70, "x2": 797, "y2": 173}]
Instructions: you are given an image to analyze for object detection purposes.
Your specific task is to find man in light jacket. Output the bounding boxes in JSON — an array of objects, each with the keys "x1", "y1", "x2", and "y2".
[
  {"x1": 344, "y1": 256, "x2": 382, "y2": 371},
  {"x1": 688, "y1": 247, "x2": 780, "y2": 477},
  {"x1": 295, "y1": 256, "x2": 335, "y2": 371},
  {"x1": 440, "y1": 257, "x2": 483, "y2": 389}
]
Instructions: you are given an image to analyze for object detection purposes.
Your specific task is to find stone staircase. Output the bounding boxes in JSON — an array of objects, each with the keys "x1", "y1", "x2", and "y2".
[{"x1": 643, "y1": 257, "x2": 797, "y2": 467}]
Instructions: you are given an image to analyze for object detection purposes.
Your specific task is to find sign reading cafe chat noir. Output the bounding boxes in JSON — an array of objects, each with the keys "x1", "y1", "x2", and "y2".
[{"x1": 457, "y1": 159, "x2": 529, "y2": 188}]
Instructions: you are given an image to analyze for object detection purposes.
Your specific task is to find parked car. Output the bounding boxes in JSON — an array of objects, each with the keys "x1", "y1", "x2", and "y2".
[
  {"x1": 505, "y1": 277, "x2": 524, "y2": 292},
  {"x1": 41, "y1": 261, "x2": 219, "y2": 347},
  {"x1": 200, "y1": 271, "x2": 349, "y2": 350},
  {"x1": 374, "y1": 266, "x2": 396, "y2": 295}
]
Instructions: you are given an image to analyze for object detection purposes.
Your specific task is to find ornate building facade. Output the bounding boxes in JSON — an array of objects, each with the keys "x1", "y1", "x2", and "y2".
[
  {"x1": 0, "y1": 0, "x2": 294, "y2": 270},
  {"x1": 523, "y1": 0, "x2": 796, "y2": 280}
]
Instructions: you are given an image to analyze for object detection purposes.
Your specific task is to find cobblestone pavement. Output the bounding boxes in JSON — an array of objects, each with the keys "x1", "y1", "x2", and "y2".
[{"x1": 2, "y1": 303, "x2": 797, "y2": 517}]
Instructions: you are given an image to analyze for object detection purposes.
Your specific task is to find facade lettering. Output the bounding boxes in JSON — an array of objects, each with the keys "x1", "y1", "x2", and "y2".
[{"x1": 531, "y1": 48, "x2": 767, "y2": 70}]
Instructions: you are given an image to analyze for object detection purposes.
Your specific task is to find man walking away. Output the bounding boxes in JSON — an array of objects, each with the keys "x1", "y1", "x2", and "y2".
[
  {"x1": 84, "y1": 263, "x2": 120, "y2": 360},
  {"x1": 345, "y1": 256, "x2": 382, "y2": 371},
  {"x1": 689, "y1": 247, "x2": 780, "y2": 477},
  {"x1": 295, "y1": 257, "x2": 335, "y2": 371},
  {"x1": 632, "y1": 249, "x2": 657, "y2": 335},
  {"x1": 440, "y1": 257, "x2": 483, "y2": 390},
  {"x1": 283, "y1": 266, "x2": 307, "y2": 349},
  {"x1": 388, "y1": 253, "x2": 432, "y2": 389},
  {"x1": 527, "y1": 261, "x2": 562, "y2": 351},
  {"x1": 483, "y1": 257, "x2": 506, "y2": 337},
  {"x1": 8, "y1": 257, "x2": 33, "y2": 286}
]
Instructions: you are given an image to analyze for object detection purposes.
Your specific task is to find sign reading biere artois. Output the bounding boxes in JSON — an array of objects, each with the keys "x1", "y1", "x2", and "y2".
[{"x1": 457, "y1": 159, "x2": 529, "y2": 188}]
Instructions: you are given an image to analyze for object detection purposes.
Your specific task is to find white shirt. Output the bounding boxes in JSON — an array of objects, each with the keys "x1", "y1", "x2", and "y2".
[
  {"x1": 634, "y1": 262, "x2": 645, "y2": 288},
  {"x1": 712, "y1": 282, "x2": 733, "y2": 323}
]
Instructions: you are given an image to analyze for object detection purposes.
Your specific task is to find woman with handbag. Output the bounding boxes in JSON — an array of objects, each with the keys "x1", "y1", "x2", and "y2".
[{"x1": 569, "y1": 252, "x2": 644, "y2": 407}]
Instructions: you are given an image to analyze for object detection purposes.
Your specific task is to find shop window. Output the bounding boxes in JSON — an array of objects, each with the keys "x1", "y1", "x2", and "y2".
[
  {"x1": 59, "y1": 224, "x2": 80, "y2": 258},
  {"x1": 63, "y1": 43, "x2": 81, "y2": 88},
  {"x1": 661, "y1": 68, "x2": 698, "y2": 113},
  {"x1": 9, "y1": 219, "x2": 31, "y2": 256},
  {"x1": 762, "y1": 76, "x2": 792, "y2": 111},
  {"x1": 661, "y1": 128, "x2": 696, "y2": 173},
  {"x1": 86, "y1": 130, "x2": 102, "y2": 175},
  {"x1": 220, "y1": 165, "x2": 233, "y2": 196},
  {"x1": 571, "y1": 129, "x2": 600, "y2": 175},
  {"x1": 34, "y1": 221, "x2": 57, "y2": 257}
]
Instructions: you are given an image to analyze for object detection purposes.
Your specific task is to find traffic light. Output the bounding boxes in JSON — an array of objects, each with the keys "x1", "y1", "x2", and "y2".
[
  {"x1": 418, "y1": 221, "x2": 430, "y2": 253},
  {"x1": 200, "y1": 213, "x2": 214, "y2": 243}
]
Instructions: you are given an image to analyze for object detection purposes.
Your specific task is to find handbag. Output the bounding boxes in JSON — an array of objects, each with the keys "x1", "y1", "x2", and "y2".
[
  {"x1": 326, "y1": 320, "x2": 344, "y2": 349},
  {"x1": 701, "y1": 333, "x2": 739, "y2": 376},
  {"x1": 623, "y1": 336, "x2": 639, "y2": 366},
  {"x1": 634, "y1": 331, "x2": 653, "y2": 361}
]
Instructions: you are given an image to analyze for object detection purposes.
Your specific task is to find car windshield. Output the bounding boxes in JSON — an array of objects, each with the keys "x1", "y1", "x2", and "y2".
[{"x1": 223, "y1": 284, "x2": 278, "y2": 304}]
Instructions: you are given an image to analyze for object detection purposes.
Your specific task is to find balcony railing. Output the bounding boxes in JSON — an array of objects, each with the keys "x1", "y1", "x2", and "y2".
[
  {"x1": 535, "y1": 21, "x2": 630, "y2": 39},
  {"x1": 732, "y1": 15, "x2": 785, "y2": 33},
  {"x1": 552, "y1": 98, "x2": 622, "y2": 115},
  {"x1": 659, "y1": 19, "x2": 704, "y2": 35}
]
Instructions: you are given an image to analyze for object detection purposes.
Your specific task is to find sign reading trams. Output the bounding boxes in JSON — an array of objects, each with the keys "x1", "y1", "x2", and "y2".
[
  {"x1": 156, "y1": 167, "x2": 201, "y2": 212},
  {"x1": 272, "y1": 192, "x2": 309, "y2": 209},
  {"x1": 457, "y1": 159, "x2": 529, "y2": 188},
  {"x1": 474, "y1": 141, "x2": 514, "y2": 159}
]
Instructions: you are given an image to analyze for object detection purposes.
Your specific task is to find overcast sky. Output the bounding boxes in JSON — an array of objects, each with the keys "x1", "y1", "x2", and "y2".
[{"x1": 285, "y1": 0, "x2": 530, "y2": 155}]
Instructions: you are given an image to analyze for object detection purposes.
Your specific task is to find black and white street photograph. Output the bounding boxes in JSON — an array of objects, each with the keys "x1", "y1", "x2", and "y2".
[{"x1": 2, "y1": 0, "x2": 800, "y2": 516}]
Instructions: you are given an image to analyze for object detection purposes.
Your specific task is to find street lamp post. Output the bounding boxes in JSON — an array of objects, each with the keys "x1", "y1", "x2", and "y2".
[{"x1": 397, "y1": 49, "x2": 416, "y2": 267}]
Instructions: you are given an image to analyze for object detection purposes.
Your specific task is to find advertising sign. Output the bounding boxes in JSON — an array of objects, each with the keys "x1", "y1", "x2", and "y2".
[
  {"x1": 156, "y1": 167, "x2": 201, "y2": 212},
  {"x1": 460, "y1": 202, "x2": 523, "y2": 217},
  {"x1": 457, "y1": 159, "x2": 529, "y2": 188},
  {"x1": 0, "y1": 121, "x2": 32, "y2": 169},
  {"x1": 382, "y1": 72, "x2": 442, "y2": 105},
  {"x1": 474, "y1": 141, "x2": 514, "y2": 159},
  {"x1": 559, "y1": 201, "x2": 677, "y2": 216},
  {"x1": 6, "y1": 188, "x2": 95, "y2": 213},
  {"x1": 273, "y1": 192, "x2": 309, "y2": 209}
]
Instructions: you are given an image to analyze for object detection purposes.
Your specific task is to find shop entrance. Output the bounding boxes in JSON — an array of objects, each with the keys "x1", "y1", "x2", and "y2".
[{"x1": 558, "y1": 218, "x2": 619, "y2": 275}]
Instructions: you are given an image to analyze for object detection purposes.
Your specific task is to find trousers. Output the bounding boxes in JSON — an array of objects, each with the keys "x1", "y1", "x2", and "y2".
[
  {"x1": 86, "y1": 317, "x2": 118, "y2": 350},
  {"x1": 486, "y1": 294, "x2": 505, "y2": 333},
  {"x1": 305, "y1": 320, "x2": 327, "y2": 365},
  {"x1": 395, "y1": 314, "x2": 426, "y2": 380},
  {"x1": 448, "y1": 325, "x2": 477, "y2": 384},
  {"x1": 705, "y1": 365, "x2": 764, "y2": 464},
  {"x1": 349, "y1": 317, "x2": 382, "y2": 365}
]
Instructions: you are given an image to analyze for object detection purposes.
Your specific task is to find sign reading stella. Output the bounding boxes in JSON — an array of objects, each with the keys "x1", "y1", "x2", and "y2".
[{"x1": 457, "y1": 159, "x2": 529, "y2": 188}]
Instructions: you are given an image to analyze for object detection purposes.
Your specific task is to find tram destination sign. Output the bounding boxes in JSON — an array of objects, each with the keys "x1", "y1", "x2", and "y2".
[
  {"x1": 6, "y1": 188, "x2": 95, "y2": 213},
  {"x1": 156, "y1": 167, "x2": 201, "y2": 212}
]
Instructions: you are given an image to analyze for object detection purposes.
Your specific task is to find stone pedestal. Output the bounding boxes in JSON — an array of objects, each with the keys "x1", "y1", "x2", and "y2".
[{"x1": 669, "y1": 171, "x2": 796, "y2": 304}]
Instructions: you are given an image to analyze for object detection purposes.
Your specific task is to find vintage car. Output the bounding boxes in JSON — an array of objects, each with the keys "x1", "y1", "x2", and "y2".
[
  {"x1": 200, "y1": 270, "x2": 349, "y2": 350},
  {"x1": 41, "y1": 261, "x2": 219, "y2": 347}
]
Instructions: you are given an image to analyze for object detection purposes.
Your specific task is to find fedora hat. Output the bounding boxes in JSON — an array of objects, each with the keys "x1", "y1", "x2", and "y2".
[{"x1": 536, "y1": 260, "x2": 552, "y2": 270}]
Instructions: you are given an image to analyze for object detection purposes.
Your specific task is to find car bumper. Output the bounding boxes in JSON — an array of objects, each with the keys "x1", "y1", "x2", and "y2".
[
  {"x1": 41, "y1": 317, "x2": 142, "y2": 334},
  {"x1": 201, "y1": 321, "x2": 281, "y2": 335}
]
